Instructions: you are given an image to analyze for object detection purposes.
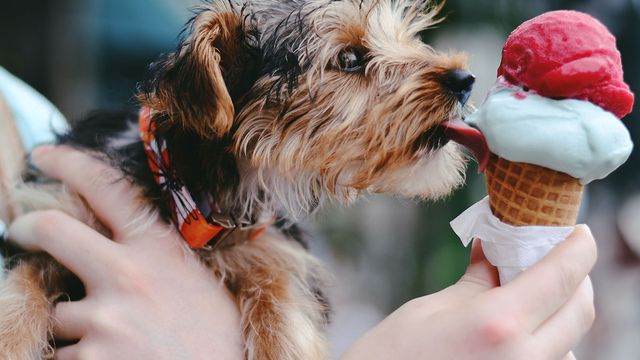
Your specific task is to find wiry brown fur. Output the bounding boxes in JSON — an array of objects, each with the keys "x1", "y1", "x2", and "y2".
[
  {"x1": 209, "y1": 232, "x2": 329, "y2": 359},
  {"x1": 0, "y1": 183, "x2": 90, "y2": 359},
  {"x1": 0, "y1": 263, "x2": 54, "y2": 360},
  {"x1": 143, "y1": 4, "x2": 242, "y2": 138},
  {"x1": 0, "y1": 0, "x2": 474, "y2": 359}
]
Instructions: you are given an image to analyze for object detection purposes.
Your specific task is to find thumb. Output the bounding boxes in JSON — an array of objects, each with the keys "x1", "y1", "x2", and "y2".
[{"x1": 458, "y1": 239, "x2": 500, "y2": 290}]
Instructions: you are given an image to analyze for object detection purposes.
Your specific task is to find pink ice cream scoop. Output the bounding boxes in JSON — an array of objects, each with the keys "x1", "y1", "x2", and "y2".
[{"x1": 498, "y1": 10, "x2": 634, "y2": 119}]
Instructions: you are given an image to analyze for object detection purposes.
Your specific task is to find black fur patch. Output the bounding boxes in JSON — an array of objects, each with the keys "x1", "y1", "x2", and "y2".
[
  {"x1": 140, "y1": 4, "x2": 262, "y2": 120},
  {"x1": 154, "y1": 114, "x2": 241, "y2": 207},
  {"x1": 247, "y1": 1, "x2": 329, "y2": 102},
  {"x1": 57, "y1": 109, "x2": 164, "y2": 208},
  {"x1": 56, "y1": 109, "x2": 245, "y2": 224}
]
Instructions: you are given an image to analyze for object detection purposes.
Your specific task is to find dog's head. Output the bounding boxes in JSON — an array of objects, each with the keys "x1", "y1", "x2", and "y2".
[{"x1": 141, "y1": 0, "x2": 474, "y2": 217}]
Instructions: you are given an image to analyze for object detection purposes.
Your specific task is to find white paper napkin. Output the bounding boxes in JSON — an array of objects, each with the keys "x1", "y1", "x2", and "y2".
[{"x1": 450, "y1": 197, "x2": 574, "y2": 284}]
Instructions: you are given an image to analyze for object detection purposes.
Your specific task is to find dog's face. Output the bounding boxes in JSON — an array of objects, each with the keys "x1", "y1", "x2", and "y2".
[{"x1": 142, "y1": 0, "x2": 474, "y2": 216}]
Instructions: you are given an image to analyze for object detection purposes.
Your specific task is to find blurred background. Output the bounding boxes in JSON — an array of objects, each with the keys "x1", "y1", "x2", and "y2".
[{"x1": 1, "y1": 0, "x2": 638, "y2": 358}]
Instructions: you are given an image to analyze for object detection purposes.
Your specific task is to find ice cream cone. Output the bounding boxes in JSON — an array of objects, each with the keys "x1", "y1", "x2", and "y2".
[
  {"x1": 450, "y1": 10, "x2": 633, "y2": 285},
  {"x1": 485, "y1": 155, "x2": 584, "y2": 226}
]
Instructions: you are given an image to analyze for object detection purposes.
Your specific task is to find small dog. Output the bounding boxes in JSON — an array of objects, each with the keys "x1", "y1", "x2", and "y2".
[{"x1": 0, "y1": 0, "x2": 475, "y2": 359}]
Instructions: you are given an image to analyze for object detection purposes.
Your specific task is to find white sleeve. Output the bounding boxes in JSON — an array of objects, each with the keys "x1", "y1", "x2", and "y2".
[{"x1": 0, "y1": 67, "x2": 68, "y2": 151}]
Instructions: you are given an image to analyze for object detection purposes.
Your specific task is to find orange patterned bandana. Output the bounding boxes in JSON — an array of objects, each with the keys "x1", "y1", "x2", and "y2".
[{"x1": 140, "y1": 108, "x2": 233, "y2": 249}]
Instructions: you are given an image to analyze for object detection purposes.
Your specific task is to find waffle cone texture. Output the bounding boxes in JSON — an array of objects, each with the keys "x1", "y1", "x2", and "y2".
[{"x1": 485, "y1": 155, "x2": 584, "y2": 226}]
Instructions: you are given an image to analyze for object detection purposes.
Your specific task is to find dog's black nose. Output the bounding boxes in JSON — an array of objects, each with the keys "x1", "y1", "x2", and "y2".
[{"x1": 443, "y1": 69, "x2": 475, "y2": 105}]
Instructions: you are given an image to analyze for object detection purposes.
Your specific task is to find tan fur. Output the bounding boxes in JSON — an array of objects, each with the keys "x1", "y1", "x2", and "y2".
[
  {"x1": 0, "y1": 263, "x2": 54, "y2": 360},
  {"x1": 209, "y1": 232, "x2": 329, "y2": 360},
  {"x1": 139, "y1": 2, "x2": 240, "y2": 138},
  {"x1": 0, "y1": 184, "x2": 96, "y2": 360},
  {"x1": 234, "y1": 0, "x2": 469, "y2": 215},
  {"x1": 139, "y1": 0, "x2": 471, "y2": 220}
]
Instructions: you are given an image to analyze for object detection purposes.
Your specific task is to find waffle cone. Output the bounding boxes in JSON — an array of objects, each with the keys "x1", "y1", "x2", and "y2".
[{"x1": 485, "y1": 155, "x2": 584, "y2": 226}]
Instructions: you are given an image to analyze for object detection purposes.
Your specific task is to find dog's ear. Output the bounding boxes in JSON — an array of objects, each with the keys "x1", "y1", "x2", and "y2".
[{"x1": 142, "y1": 6, "x2": 253, "y2": 138}]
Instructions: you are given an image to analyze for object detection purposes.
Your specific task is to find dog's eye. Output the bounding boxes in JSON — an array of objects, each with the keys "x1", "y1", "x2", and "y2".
[{"x1": 337, "y1": 48, "x2": 365, "y2": 72}]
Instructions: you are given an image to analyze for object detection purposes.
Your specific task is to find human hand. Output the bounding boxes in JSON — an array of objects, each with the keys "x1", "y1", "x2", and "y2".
[
  {"x1": 8, "y1": 145, "x2": 243, "y2": 360},
  {"x1": 341, "y1": 226, "x2": 597, "y2": 360}
]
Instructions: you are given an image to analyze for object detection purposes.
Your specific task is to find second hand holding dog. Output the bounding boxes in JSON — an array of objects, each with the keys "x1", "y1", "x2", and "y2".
[
  {"x1": 8, "y1": 145, "x2": 244, "y2": 360},
  {"x1": 8, "y1": 146, "x2": 596, "y2": 360}
]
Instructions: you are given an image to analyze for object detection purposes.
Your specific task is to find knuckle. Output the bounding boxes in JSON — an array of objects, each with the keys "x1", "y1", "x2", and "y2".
[
  {"x1": 90, "y1": 306, "x2": 124, "y2": 333},
  {"x1": 393, "y1": 297, "x2": 433, "y2": 325},
  {"x1": 557, "y1": 260, "x2": 581, "y2": 300},
  {"x1": 578, "y1": 296, "x2": 596, "y2": 329},
  {"x1": 458, "y1": 272, "x2": 494, "y2": 289},
  {"x1": 76, "y1": 344, "x2": 101, "y2": 360},
  {"x1": 402, "y1": 297, "x2": 425, "y2": 312},
  {"x1": 112, "y1": 262, "x2": 139, "y2": 287},
  {"x1": 88, "y1": 170, "x2": 116, "y2": 192},
  {"x1": 474, "y1": 309, "x2": 522, "y2": 346},
  {"x1": 32, "y1": 210, "x2": 68, "y2": 236},
  {"x1": 111, "y1": 260, "x2": 154, "y2": 296},
  {"x1": 90, "y1": 163, "x2": 126, "y2": 189},
  {"x1": 390, "y1": 297, "x2": 439, "y2": 331}
]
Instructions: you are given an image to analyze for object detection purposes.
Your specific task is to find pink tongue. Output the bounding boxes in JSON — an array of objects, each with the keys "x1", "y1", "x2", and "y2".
[{"x1": 441, "y1": 119, "x2": 490, "y2": 173}]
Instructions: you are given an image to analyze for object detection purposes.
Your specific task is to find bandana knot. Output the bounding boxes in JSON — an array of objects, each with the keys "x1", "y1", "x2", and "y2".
[{"x1": 139, "y1": 108, "x2": 266, "y2": 249}]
